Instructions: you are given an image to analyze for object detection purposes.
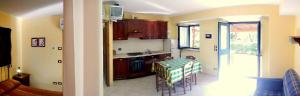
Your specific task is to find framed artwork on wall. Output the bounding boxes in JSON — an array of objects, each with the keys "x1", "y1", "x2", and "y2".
[
  {"x1": 31, "y1": 37, "x2": 46, "y2": 47},
  {"x1": 31, "y1": 38, "x2": 39, "y2": 47},
  {"x1": 38, "y1": 38, "x2": 45, "y2": 47}
]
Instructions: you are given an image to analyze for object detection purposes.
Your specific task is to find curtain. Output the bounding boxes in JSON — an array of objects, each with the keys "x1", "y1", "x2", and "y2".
[{"x1": 0, "y1": 27, "x2": 11, "y2": 67}]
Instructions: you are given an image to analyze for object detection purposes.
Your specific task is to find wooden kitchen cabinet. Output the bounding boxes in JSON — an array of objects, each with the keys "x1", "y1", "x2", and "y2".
[
  {"x1": 113, "y1": 53, "x2": 171, "y2": 80},
  {"x1": 113, "y1": 20, "x2": 128, "y2": 40},
  {"x1": 127, "y1": 19, "x2": 147, "y2": 38},
  {"x1": 113, "y1": 19, "x2": 168, "y2": 40},
  {"x1": 144, "y1": 55, "x2": 159, "y2": 74},
  {"x1": 159, "y1": 53, "x2": 171, "y2": 61},
  {"x1": 157, "y1": 21, "x2": 168, "y2": 39},
  {"x1": 142, "y1": 21, "x2": 168, "y2": 39},
  {"x1": 142, "y1": 21, "x2": 158, "y2": 39},
  {"x1": 113, "y1": 58, "x2": 129, "y2": 80}
]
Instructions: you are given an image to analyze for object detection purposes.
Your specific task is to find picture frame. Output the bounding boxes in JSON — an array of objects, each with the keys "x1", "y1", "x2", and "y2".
[
  {"x1": 31, "y1": 38, "x2": 39, "y2": 47},
  {"x1": 31, "y1": 37, "x2": 46, "y2": 47},
  {"x1": 38, "y1": 38, "x2": 46, "y2": 47}
]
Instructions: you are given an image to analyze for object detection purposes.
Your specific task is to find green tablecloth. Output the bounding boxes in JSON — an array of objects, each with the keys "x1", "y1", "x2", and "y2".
[{"x1": 157, "y1": 58, "x2": 202, "y2": 86}]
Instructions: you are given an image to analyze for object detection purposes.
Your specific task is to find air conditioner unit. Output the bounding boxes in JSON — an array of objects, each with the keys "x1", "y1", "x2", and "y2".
[
  {"x1": 60, "y1": 18, "x2": 64, "y2": 30},
  {"x1": 103, "y1": 1, "x2": 123, "y2": 21},
  {"x1": 109, "y1": 5, "x2": 123, "y2": 21}
]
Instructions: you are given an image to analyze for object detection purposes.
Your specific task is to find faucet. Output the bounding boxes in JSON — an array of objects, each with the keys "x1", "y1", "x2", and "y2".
[{"x1": 145, "y1": 49, "x2": 152, "y2": 54}]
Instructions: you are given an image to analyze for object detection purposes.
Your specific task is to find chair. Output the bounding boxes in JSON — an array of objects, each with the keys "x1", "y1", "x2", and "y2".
[
  {"x1": 182, "y1": 61, "x2": 194, "y2": 94},
  {"x1": 155, "y1": 56, "x2": 174, "y2": 96},
  {"x1": 155, "y1": 61, "x2": 169, "y2": 96},
  {"x1": 164, "y1": 56, "x2": 173, "y2": 60},
  {"x1": 186, "y1": 56, "x2": 198, "y2": 85}
]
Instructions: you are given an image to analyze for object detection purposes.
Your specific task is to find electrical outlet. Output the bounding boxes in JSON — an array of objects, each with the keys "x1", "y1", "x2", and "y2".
[
  {"x1": 58, "y1": 82, "x2": 63, "y2": 85},
  {"x1": 53, "y1": 82, "x2": 58, "y2": 85},
  {"x1": 58, "y1": 60, "x2": 62, "y2": 63},
  {"x1": 58, "y1": 47, "x2": 63, "y2": 50}
]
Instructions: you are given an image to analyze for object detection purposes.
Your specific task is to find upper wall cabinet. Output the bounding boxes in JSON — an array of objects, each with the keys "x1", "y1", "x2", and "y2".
[
  {"x1": 127, "y1": 19, "x2": 147, "y2": 38},
  {"x1": 142, "y1": 21, "x2": 168, "y2": 39},
  {"x1": 113, "y1": 20, "x2": 128, "y2": 40},
  {"x1": 157, "y1": 21, "x2": 168, "y2": 39},
  {"x1": 113, "y1": 19, "x2": 168, "y2": 40},
  {"x1": 143, "y1": 21, "x2": 158, "y2": 39}
]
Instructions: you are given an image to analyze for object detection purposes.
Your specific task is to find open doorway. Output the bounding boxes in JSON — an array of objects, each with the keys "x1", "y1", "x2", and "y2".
[{"x1": 218, "y1": 21, "x2": 261, "y2": 80}]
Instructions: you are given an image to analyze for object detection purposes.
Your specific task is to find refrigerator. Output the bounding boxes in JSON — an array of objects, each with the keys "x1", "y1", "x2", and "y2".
[{"x1": 164, "y1": 39, "x2": 180, "y2": 58}]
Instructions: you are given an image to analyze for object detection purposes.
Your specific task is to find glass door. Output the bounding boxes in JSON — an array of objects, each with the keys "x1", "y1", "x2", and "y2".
[
  {"x1": 229, "y1": 22, "x2": 261, "y2": 78},
  {"x1": 218, "y1": 22, "x2": 230, "y2": 79},
  {"x1": 218, "y1": 22, "x2": 261, "y2": 79}
]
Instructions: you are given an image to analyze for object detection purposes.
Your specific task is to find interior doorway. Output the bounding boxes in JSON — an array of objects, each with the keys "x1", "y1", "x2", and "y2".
[{"x1": 218, "y1": 21, "x2": 261, "y2": 80}]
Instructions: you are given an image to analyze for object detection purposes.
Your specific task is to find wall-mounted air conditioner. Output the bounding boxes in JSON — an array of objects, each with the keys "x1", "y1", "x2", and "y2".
[
  {"x1": 60, "y1": 18, "x2": 64, "y2": 30},
  {"x1": 103, "y1": 1, "x2": 123, "y2": 21}
]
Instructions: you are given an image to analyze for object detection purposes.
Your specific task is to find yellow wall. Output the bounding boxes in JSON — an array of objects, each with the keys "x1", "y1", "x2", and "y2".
[
  {"x1": 199, "y1": 19, "x2": 219, "y2": 75},
  {"x1": 294, "y1": 16, "x2": 300, "y2": 73},
  {"x1": 171, "y1": 5, "x2": 296, "y2": 77},
  {"x1": 22, "y1": 16, "x2": 63, "y2": 91},
  {"x1": 0, "y1": 11, "x2": 20, "y2": 80}
]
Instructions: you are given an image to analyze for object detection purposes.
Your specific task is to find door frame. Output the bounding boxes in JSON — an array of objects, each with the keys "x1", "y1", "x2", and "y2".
[
  {"x1": 217, "y1": 21, "x2": 262, "y2": 78},
  {"x1": 217, "y1": 22, "x2": 230, "y2": 78}
]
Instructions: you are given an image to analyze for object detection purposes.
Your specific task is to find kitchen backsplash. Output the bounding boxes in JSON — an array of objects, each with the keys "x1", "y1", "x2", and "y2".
[{"x1": 113, "y1": 38, "x2": 164, "y2": 54}]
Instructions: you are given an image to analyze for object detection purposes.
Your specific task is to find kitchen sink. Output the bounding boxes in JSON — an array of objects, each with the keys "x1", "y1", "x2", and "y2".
[{"x1": 127, "y1": 52, "x2": 144, "y2": 56}]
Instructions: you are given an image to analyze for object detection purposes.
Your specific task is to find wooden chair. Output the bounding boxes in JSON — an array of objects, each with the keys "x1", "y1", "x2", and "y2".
[
  {"x1": 155, "y1": 56, "x2": 174, "y2": 96},
  {"x1": 164, "y1": 56, "x2": 173, "y2": 60},
  {"x1": 155, "y1": 61, "x2": 169, "y2": 96},
  {"x1": 182, "y1": 61, "x2": 194, "y2": 94},
  {"x1": 186, "y1": 56, "x2": 198, "y2": 85}
]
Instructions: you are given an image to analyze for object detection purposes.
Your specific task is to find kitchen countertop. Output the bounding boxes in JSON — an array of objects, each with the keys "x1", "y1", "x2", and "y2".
[{"x1": 113, "y1": 51, "x2": 171, "y2": 59}]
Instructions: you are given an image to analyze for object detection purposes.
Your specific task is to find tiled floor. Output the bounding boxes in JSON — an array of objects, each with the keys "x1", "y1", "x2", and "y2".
[{"x1": 104, "y1": 73, "x2": 256, "y2": 96}]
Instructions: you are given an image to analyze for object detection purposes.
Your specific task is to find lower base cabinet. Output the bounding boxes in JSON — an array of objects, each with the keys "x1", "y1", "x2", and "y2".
[
  {"x1": 113, "y1": 58, "x2": 129, "y2": 80},
  {"x1": 113, "y1": 53, "x2": 171, "y2": 80}
]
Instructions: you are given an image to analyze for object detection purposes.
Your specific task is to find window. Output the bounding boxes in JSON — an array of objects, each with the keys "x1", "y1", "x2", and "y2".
[{"x1": 178, "y1": 25, "x2": 200, "y2": 49}]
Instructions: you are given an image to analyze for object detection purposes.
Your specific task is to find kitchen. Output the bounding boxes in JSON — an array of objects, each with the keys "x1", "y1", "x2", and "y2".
[
  {"x1": 103, "y1": 1, "x2": 201, "y2": 96},
  {"x1": 111, "y1": 13, "x2": 178, "y2": 80}
]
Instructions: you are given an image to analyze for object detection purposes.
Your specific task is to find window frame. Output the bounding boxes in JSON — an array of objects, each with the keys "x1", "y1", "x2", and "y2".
[{"x1": 178, "y1": 25, "x2": 200, "y2": 49}]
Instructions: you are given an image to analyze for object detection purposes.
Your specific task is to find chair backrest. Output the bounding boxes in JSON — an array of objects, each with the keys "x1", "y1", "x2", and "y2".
[
  {"x1": 183, "y1": 62, "x2": 193, "y2": 77},
  {"x1": 164, "y1": 56, "x2": 173, "y2": 61},
  {"x1": 155, "y1": 63, "x2": 168, "y2": 79},
  {"x1": 186, "y1": 56, "x2": 196, "y2": 73},
  {"x1": 186, "y1": 56, "x2": 196, "y2": 60}
]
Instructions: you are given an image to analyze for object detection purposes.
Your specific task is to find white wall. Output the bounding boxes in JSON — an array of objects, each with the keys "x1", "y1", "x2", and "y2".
[{"x1": 113, "y1": 38, "x2": 164, "y2": 54}]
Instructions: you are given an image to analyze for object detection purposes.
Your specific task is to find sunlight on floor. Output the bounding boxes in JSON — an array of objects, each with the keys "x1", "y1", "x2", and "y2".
[
  {"x1": 202, "y1": 77, "x2": 256, "y2": 96},
  {"x1": 104, "y1": 73, "x2": 257, "y2": 96}
]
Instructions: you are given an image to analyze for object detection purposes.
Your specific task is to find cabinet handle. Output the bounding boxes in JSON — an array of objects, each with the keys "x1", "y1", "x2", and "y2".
[{"x1": 119, "y1": 59, "x2": 123, "y2": 61}]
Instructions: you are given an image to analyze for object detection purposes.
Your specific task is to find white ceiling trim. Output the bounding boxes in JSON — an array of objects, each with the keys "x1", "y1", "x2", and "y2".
[
  {"x1": 104, "y1": 0, "x2": 280, "y2": 16},
  {"x1": 19, "y1": 2, "x2": 63, "y2": 18},
  {"x1": 280, "y1": 0, "x2": 300, "y2": 15}
]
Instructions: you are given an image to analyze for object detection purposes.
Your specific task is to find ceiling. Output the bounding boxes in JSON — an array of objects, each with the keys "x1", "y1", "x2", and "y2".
[
  {"x1": 104, "y1": 0, "x2": 280, "y2": 16},
  {"x1": 0, "y1": 0, "x2": 63, "y2": 18},
  {"x1": 280, "y1": 0, "x2": 300, "y2": 15}
]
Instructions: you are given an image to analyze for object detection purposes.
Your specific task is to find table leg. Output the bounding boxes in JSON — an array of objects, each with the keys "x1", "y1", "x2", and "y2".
[
  {"x1": 169, "y1": 86, "x2": 172, "y2": 96},
  {"x1": 195, "y1": 74, "x2": 197, "y2": 85}
]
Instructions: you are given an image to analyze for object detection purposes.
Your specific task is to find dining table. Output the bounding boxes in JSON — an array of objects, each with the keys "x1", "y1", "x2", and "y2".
[{"x1": 154, "y1": 57, "x2": 202, "y2": 95}]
